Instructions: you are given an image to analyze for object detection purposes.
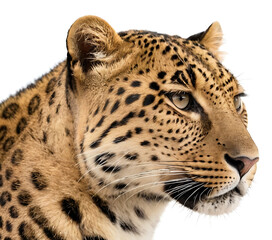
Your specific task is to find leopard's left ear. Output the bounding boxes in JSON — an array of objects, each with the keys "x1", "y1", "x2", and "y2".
[
  {"x1": 187, "y1": 22, "x2": 223, "y2": 60},
  {"x1": 66, "y1": 15, "x2": 124, "y2": 73}
]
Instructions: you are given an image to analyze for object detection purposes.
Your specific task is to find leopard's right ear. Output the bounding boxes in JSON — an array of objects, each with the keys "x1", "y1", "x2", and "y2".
[
  {"x1": 187, "y1": 22, "x2": 223, "y2": 61},
  {"x1": 66, "y1": 15, "x2": 123, "y2": 74}
]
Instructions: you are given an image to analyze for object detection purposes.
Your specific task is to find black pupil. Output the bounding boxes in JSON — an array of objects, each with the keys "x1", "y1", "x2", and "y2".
[{"x1": 175, "y1": 93, "x2": 187, "y2": 100}]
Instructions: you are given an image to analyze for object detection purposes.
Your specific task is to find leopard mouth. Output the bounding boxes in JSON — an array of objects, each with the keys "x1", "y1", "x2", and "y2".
[
  {"x1": 164, "y1": 180, "x2": 243, "y2": 215},
  {"x1": 164, "y1": 179, "x2": 211, "y2": 210}
]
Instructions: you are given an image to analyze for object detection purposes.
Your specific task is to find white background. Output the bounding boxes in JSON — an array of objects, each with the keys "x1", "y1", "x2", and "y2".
[{"x1": 0, "y1": 1, "x2": 271, "y2": 239}]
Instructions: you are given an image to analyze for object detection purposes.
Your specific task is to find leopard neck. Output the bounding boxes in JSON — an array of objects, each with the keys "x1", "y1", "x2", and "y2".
[
  {"x1": 0, "y1": 60, "x2": 169, "y2": 240},
  {"x1": 0, "y1": 61, "x2": 74, "y2": 159}
]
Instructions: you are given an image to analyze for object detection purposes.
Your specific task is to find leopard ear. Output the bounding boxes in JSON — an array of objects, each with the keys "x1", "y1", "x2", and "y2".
[
  {"x1": 66, "y1": 15, "x2": 123, "y2": 73},
  {"x1": 187, "y1": 22, "x2": 223, "y2": 60}
]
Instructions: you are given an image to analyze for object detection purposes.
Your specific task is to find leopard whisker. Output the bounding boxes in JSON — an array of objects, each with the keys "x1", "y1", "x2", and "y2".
[
  {"x1": 182, "y1": 182, "x2": 207, "y2": 208},
  {"x1": 195, "y1": 187, "x2": 211, "y2": 208},
  {"x1": 94, "y1": 169, "x2": 171, "y2": 195},
  {"x1": 171, "y1": 182, "x2": 205, "y2": 208},
  {"x1": 164, "y1": 180, "x2": 199, "y2": 198},
  {"x1": 116, "y1": 177, "x2": 198, "y2": 203},
  {"x1": 95, "y1": 169, "x2": 191, "y2": 195},
  {"x1": 123, "y1": 177, "x2": 203, "y2": 206}
]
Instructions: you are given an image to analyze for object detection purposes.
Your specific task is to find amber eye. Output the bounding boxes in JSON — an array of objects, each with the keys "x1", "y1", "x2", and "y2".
[
  {"x1": 234, "y1": 95, "x2": 242, "y2": 112},
  {"x1": 170, "y1": 92, "x2": 190, "y2": 110}
]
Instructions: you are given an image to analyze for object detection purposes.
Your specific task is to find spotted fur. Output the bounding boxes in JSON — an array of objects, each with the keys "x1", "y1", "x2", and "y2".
[{"x1": 0, "y1": 16, "x2": 258, "y2": 240}]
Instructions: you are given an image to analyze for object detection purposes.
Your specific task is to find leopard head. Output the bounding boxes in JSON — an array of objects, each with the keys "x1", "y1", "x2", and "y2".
[{"x1": 66, "y1": 16, "x2": 258, "y2": 215}]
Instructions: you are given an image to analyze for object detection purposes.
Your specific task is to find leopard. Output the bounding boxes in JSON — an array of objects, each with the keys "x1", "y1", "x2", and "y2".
[{"x1": 0, "y1": 15, "x2": 259, "y2": 240}]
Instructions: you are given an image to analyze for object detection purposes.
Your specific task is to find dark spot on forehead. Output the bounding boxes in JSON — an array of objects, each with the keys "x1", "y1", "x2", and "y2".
[
  {"x1": 186, "y1": 65, "x2": 196, "y2": 88},
  {"x1": 101, "y1": 100, "x2": 109, "y2": 113},
  {"x1": 162, "y1": 45, "x2": 171, "y2": 54},
  {"x1": 143, "y1": 95, "x2": 155, "y2": 106},
  {"x1": 149, "y1": 82, "x2": 160, "y2": 91},
  {"x1": 125, "y1": 94, "x2": 140, "y2": 105},
  {"x1": 111, "y1": 100, "x2": 120, "y2": 114},
  {"x1": 135, "y1": 127, "x2": 142, "y2": 134},
  {"x1": 95, "y1": 116, "x2": 106, "y2": 128},
  {"x1": 117, "y1": 87, "x2": 125, "y2": 95},
  {"x1": 158, "y1": 71, "x2": 166, "y2": 79},
  {"x1": 138, "y1": 110, "x2": 145, "y2": 117},
  {"x1": 171, "y1": 54, "x2": 179, "y2": 60},
  {"x1": 131, "y1": 81, "x2": 141, "y2": 87}
]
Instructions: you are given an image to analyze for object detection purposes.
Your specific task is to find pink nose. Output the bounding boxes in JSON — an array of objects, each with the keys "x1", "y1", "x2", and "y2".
[{"x1": 225, "y1": 154, "x2": 259, "y2": 177}]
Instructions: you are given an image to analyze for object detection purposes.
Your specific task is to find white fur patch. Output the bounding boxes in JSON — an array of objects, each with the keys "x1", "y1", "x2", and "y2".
[
  {"x1": 195, "y1": 190, "x2": 241, "y2": 215},
  {"x1": 93, "y1": 52, "x2": 107, "y2": 59}
]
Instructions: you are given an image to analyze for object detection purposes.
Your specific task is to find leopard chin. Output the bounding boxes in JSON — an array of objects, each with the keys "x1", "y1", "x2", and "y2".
[{"x1": 194, "y1": 188, "x2": 241, "y2": 215}]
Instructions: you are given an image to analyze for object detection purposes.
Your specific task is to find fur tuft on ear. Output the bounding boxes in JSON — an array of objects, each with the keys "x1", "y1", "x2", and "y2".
[
  {"x1": 67, "y1": 15, "x2": 123, "y2": 72},
  {"x1": 187, "y1": 22, "x2": 223, "y2": 60}
]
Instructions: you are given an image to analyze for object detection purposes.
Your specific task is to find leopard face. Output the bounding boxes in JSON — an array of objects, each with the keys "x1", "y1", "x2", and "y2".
[{"x1": 66, "y1": 16, "x2": 258, "y2": 215}]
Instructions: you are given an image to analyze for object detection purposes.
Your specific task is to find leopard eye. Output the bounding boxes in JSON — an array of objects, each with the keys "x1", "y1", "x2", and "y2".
[
  {"x1": 170, "y1": 92, "x2": 190, "y2": 110},
  {"x1": 234, "y1": 95, "x2": 242, "y2": 112}
]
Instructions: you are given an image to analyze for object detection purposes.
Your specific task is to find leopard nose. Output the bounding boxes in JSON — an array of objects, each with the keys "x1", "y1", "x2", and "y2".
[{"x1": 224, "y1": 154, "x2": 259, "y2": 178}]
